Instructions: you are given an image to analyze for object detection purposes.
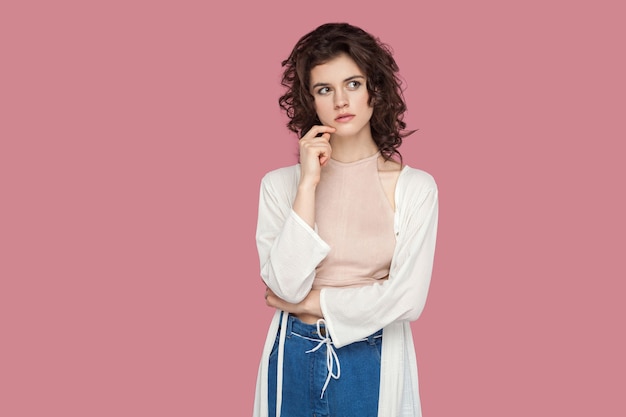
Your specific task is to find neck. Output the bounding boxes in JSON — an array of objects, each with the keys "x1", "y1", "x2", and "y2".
[{"x1": 329, "y1": 132, "x2": 378, "y2": 163}]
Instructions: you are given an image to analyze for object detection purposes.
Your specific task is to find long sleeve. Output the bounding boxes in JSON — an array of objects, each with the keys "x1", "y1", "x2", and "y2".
[
  {"x1": 320, "y1": 167, "x2": 439, "y2": 348},
  {"x1": 256, "y1": 166, "x2": 331, "y2": 303}
]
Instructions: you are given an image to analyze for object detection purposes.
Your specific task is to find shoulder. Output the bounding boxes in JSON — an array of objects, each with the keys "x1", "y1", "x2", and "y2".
[
  {"x1": 396, "y1": 166, "x2": 439, "y2": 220},
  {"x1": 398, "y1": 166, "x2": 437, "y2": 193},
  {"x1": 259, "y1": 164, "x2": 301, "y2": 196},
  {"x1": 261, "y1": 164, "x2": 300, "y2": 183}
]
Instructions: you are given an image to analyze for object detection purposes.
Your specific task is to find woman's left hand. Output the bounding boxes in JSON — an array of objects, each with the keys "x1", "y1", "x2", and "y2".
[{"x1": 265, "y1": 287, "x2": 322, "y2": 317}]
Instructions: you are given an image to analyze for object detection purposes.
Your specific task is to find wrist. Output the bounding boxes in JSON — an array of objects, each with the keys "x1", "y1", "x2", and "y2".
[
  {"x1": 304, "y1": 289, "x2": 322, "y2": 317},
  {"x1": 298, "y1": 179, "x2": 318, "y2": 192}
]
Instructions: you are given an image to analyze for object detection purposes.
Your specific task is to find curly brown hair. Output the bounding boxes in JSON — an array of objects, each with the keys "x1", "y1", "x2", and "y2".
[{"x1": 279, "y1": 22, "x2": 415, "y2": 162}]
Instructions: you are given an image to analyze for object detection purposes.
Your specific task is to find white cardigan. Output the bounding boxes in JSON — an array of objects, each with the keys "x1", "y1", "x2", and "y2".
[{"x1": 253, "y1": 163, "x2": 439, "y2": 417}]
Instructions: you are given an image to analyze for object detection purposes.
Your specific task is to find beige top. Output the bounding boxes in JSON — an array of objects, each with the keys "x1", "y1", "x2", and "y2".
[{"x1": 313, "y1": 151, "x2": 396, "y2": 289}]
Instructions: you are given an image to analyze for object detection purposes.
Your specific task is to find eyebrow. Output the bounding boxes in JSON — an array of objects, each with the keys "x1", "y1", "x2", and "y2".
[{"x1": 311, "y1": 75, "x2": 366, "y2": 90}]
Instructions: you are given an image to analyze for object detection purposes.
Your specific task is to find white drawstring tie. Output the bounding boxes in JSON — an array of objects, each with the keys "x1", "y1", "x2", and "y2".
[{"x1": 305, "y1": 319, "x2": 340, "y2": 399}]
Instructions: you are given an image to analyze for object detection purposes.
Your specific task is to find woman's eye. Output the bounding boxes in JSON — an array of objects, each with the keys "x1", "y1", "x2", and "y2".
[
  {"x1": 347, "y1": 81, "x2": 361, "y2": 89},
  {"x1": 317, "y1": 87, "x2": 330, "y2": 95}
]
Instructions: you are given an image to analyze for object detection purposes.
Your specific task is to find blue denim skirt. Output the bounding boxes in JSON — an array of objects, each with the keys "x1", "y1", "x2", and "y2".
[{"x1": 268, "y1": 313, "x2": 382, "y2": 417}]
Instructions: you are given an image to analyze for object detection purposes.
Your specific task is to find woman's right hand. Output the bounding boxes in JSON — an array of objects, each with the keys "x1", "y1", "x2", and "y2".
[
  {"x1": 293, "y1": 125, "x2": 335, "y2": 228},
  {"x1": 298, "y1": 125, "x2": 335, "y2": 187}
]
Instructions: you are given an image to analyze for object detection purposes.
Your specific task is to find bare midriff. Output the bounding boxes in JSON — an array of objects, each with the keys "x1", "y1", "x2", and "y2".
[{"x1": 294, "y1": 313, "x2": 324, "y2": 324}]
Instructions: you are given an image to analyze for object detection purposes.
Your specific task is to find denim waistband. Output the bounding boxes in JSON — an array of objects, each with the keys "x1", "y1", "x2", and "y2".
[{"x1": 283, "y1": 313, "x2": 383, "y2": 343}]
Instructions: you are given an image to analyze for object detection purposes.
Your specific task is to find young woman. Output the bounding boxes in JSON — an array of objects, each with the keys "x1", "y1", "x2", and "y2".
[{"x1": 253, "y1": 22, "x2": 439, "y2": 417}]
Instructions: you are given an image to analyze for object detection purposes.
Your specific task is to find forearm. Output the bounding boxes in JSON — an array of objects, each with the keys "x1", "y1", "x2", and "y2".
[
  {"x1": 265, "y1": 288, "x2": 322, "y2": 319},
  {"x1": 292, "y1": 124, "x2": 333, "y2": 228},
  {"x1": 292, "y1": 182, "x2": 317, "y2": 229}
]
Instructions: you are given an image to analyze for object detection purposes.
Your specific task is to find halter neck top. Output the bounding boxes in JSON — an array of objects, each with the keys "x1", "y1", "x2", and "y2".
[{"x1": 313, "y1": 151, "x2": 396, "y2": 289}]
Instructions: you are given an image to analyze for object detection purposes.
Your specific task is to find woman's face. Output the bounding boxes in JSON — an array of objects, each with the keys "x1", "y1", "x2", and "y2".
[{"x1": 309, "y1": 53, "x2": 373, "y2": 139}]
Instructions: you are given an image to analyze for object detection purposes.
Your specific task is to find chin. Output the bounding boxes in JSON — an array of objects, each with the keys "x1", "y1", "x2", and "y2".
[{"x1": 336, "y1": 126, "x2": 365, "y2": 137}]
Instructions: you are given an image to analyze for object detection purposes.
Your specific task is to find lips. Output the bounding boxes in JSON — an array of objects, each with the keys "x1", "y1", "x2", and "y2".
[{"x1": 335, "y1": 113, "x2": 355, "y2": 122}]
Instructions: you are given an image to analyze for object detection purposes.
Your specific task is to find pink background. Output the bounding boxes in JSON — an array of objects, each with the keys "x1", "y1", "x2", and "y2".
[{"x1": 1, "y1": 0, "x2": 624, "y2": 416}]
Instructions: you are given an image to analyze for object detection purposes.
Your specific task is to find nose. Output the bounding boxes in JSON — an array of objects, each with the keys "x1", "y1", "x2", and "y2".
[{"x1": 334, "y1": 90, "x2": 348, "y2": 109}]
